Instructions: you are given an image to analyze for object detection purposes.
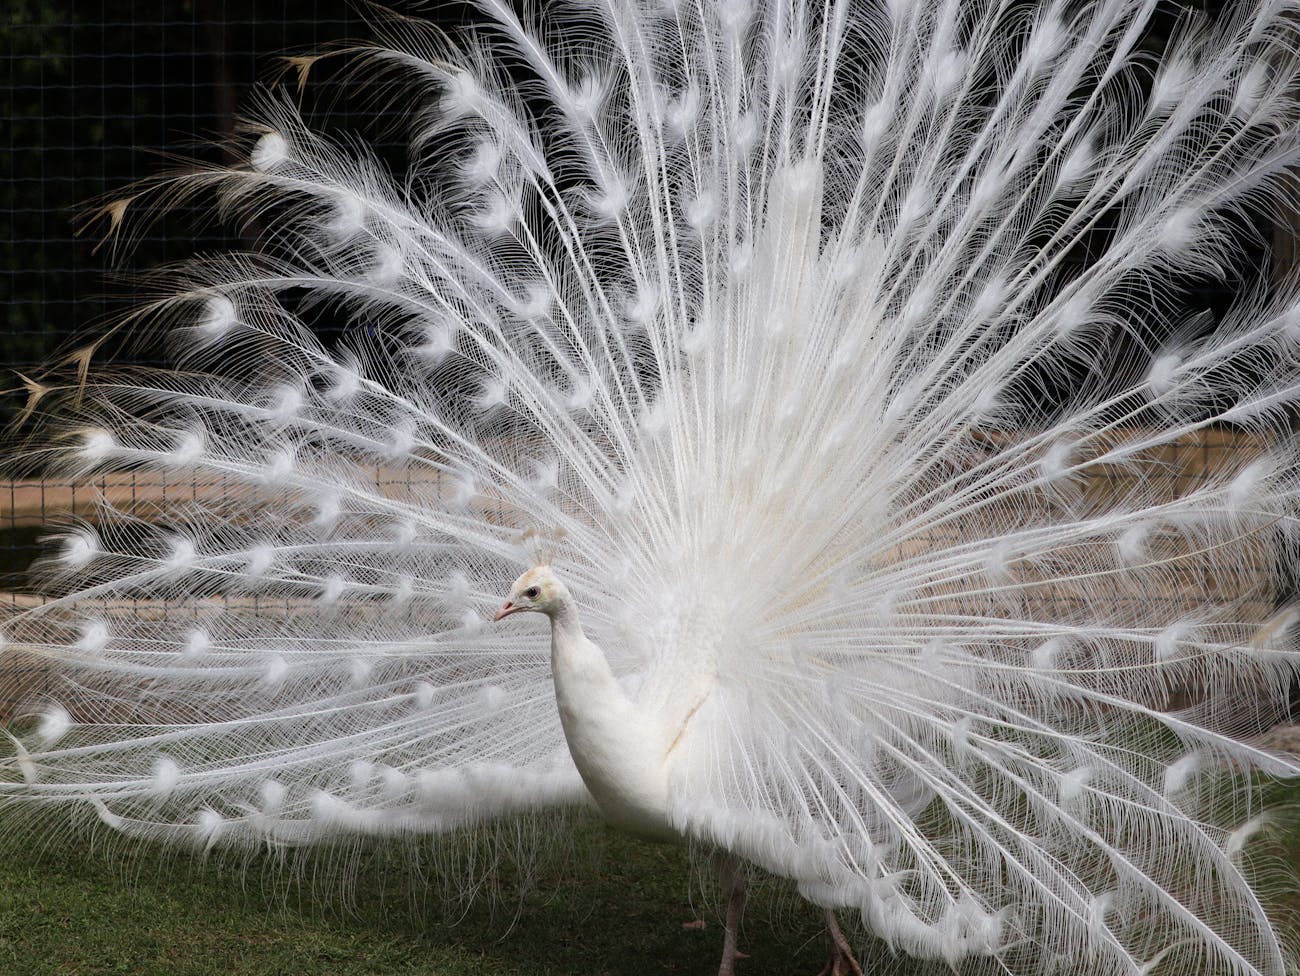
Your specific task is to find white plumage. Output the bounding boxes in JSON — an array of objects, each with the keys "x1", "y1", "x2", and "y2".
[{"x1": 4, "y1": 0, "x2": 1300, "y2": 972}]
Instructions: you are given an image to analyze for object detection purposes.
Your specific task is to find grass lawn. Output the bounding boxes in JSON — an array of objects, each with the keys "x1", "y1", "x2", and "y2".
[
  {"x1": 0, "y1": 814, "x2": 842, "y2": 976},
  {"x1": 2, "y1": 785, "x2": 1298, "y2": 976}
]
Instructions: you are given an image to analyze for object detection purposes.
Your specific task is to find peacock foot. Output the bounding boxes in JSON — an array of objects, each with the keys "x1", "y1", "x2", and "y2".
[
  {"x1": 715, "y1": 853, "x2": 748, "y2": 976},
  {"x1": 717, "y1": 946, "x2": 750, "y2": 976},
  {"x1": 816, "y1": 909, "x2": 864, "y2": 976}
]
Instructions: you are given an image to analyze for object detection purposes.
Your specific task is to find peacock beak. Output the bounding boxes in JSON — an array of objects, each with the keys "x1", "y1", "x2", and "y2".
[{"x1": 493, "y1": 601, "x2": 518, "y2": 622}]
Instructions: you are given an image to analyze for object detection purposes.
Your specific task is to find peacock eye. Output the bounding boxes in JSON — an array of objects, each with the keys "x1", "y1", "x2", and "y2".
[{"x1": 524, "y1": 586, "x2": 540, "y2": 599}]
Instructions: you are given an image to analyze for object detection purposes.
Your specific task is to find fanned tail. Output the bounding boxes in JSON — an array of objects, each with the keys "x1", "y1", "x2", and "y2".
[{"x1": 2, "y1": 1, "x2": 1300, "y2": 973}]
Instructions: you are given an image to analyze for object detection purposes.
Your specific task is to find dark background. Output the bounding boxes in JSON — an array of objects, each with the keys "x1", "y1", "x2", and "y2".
[
  {"x1": 1, "y1": 1, "x2": 378, "y2": 384},
  {"x1": 1, "y1": 1, "x2": 387, "y2": 593}
]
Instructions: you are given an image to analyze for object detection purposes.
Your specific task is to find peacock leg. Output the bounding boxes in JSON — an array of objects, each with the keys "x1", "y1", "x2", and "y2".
[
  {"x1": 816, "y1": 908, "x2": 864, "y2": 976},
  {"x1": 716, "y1": 855, "x2": 747, "y2": 976}
]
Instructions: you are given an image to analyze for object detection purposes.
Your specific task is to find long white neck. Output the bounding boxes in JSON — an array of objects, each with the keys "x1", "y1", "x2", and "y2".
[{"x1": 546, "y1": 590, "x2": 674, "y2": 840}]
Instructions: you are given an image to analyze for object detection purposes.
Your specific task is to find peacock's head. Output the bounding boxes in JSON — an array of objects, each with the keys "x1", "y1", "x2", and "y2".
[{"x1": 494, "y1": 565, "x2": 563, "y2": 621}]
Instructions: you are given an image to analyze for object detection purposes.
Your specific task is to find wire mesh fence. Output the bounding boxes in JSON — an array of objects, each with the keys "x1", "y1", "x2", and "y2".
[{"x1": 1, "y1": 1, "x2": 390, "y2": 598}]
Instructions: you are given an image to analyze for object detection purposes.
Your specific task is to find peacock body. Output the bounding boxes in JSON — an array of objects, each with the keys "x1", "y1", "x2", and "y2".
[{"x1": 5, "y1": 0, "x2": 1300, "y2": 972}]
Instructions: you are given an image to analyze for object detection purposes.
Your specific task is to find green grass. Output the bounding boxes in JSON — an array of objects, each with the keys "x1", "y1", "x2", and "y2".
[
  {"x1": 2, "y1": 786, "x2": 1299, "y2": 976},
  {"x1": 0, "y1": 816, "x2": 835, "y2": 976}
]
